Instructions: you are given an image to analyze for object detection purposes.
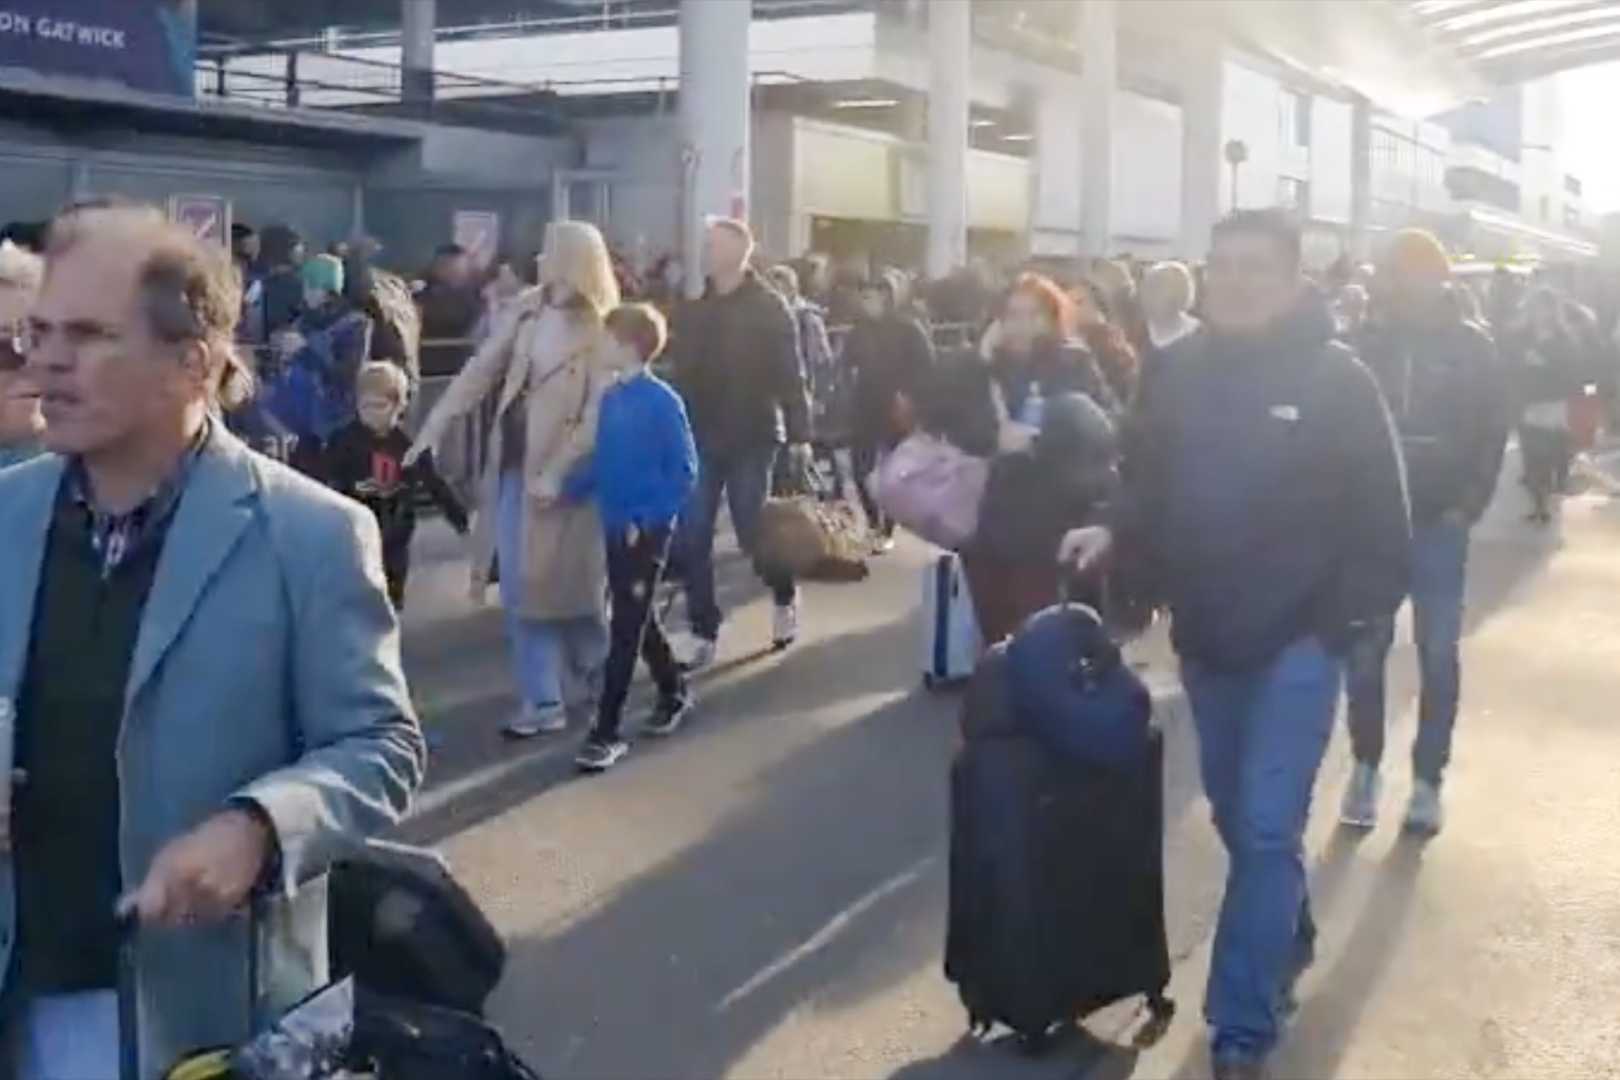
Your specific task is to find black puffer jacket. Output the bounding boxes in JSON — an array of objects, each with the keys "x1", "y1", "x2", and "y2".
[
  {"x1": 1355, "y1": 303, "x2": 1510, "y2": 525},
  {"x1": 669, "y1": 270, "x2": 812, "y2": 459},
  {"x1": 1118, "y1": 297, "x2": 1411, "y2": 671}
]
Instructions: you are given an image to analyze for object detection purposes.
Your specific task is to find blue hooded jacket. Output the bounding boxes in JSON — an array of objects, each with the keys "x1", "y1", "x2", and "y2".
[{"x1": 566, "y1": 369, "x2": 698, "y2": 531}]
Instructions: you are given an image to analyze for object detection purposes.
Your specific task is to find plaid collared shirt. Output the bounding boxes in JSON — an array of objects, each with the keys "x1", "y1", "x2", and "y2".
[{"x1": 65, "y1": 423, "x2": 210, "y2": 580}]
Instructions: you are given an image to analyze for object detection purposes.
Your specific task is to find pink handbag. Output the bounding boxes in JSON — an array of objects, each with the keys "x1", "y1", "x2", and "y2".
[{"x1": 867, "y1": 432, "x2": 990, "y2": 550}]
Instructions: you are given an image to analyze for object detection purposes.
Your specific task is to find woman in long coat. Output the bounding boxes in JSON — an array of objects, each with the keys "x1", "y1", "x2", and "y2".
[{"x1": 410, "y1": 222, "x2": 621, "y2": 736}]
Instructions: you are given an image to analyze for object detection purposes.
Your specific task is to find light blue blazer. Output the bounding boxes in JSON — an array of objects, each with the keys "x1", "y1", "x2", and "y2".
[{"x1": 0, "y1": 427, "x2": 426, "y2": 1076}]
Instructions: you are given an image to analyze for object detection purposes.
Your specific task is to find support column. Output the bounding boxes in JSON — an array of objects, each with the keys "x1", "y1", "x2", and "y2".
[
  {"x1": 1079, "y1": 0, "x2": 1116, "y2": 258},
  {"x1": 1349, "y1": 96, "x2": 1373, "y2": 262},
  {"x1": 678, "y1": 0, "x2": 752, "y2": 299},
  {"x1": 1179, "y1": 43, "x2": 1224, "y2": 260},
  {"x1": 927, "y1": 0, "x2": 971, "y2": 279},
  {"x1": 401, "y1": 0, "x2": 436, "y2": 107}
]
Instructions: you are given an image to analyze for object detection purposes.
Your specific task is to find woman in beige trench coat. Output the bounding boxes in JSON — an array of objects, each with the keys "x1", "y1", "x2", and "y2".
[{"x1": 409, "y1": 222, "x2": 622, "y2": 736}]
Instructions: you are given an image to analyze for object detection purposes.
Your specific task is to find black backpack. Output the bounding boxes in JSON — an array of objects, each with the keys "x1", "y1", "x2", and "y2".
[{"x1": 329, "y1": 840, "x2": 507, "y2": 1016}]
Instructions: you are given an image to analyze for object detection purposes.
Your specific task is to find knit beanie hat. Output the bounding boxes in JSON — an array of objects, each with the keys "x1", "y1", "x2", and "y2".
[{"x1": 300, "y1": 253, "x2": 345, "y2": 296}]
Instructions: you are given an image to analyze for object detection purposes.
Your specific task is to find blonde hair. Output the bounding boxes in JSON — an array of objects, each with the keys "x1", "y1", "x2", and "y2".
[
  {"x1": 356, "y1": 361, "x2": 410, "y2": 404},
  {"x1": 0, "y1": 240, "x2": 43, "y2": 295},
  {"x1": 1142, "y1": 261, "x2": 1195, "y2": 315},
  {"x1": 541, "y1": 220, "x2": 619, "y2": 318},
  {"x1": 46, "y1": 204, "x2": 255, "y2": 410}
]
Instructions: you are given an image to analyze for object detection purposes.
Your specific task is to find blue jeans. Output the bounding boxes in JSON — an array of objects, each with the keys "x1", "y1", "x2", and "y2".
[
  {"x1": 679, "y1": 447, "x2": 796, "y2": 641},
  {"x1": 1183, "y1": 637, "x2": 1342, "y2": 1061},
  {"x1": 1345, "y1": 519, "x2": 1468, "y2": 784},
  {"x1": 496, "y1": 471, "x2": 608, "y2": 709}
]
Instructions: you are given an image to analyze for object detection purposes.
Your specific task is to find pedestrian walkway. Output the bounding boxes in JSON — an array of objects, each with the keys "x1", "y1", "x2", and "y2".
[{"x1": 396, "y1": 452, "x2": 1619, "y2": 1079}]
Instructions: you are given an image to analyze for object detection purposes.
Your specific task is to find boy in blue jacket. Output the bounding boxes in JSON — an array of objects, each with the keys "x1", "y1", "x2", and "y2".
[{"x1": 568, "y1": 303, "x2": 699, "y2": 772}]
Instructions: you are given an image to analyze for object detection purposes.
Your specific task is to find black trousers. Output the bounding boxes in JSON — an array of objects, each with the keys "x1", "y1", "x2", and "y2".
[
  {"x1": 382, "y1": 537, "x2": 411, "y2": 611},
  {"x1": 593, "y1": 523, "x2": 686, "y2": 742}
]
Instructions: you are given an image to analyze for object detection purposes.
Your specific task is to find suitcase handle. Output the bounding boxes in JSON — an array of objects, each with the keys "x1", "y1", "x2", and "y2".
[{"x1": 117, "y1": 896, "x2": 266, "y2": 1080}]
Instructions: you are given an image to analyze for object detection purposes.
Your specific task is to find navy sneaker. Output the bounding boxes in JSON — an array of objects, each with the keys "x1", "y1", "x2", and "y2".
[{"x1": 643, "y1": 697, "x2": 691, "y2": 737}]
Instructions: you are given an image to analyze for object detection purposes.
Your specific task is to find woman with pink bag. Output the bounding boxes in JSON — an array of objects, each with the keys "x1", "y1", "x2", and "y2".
[{"x1": 913, "y1": 272, "x2": 1120, "y2": 642}]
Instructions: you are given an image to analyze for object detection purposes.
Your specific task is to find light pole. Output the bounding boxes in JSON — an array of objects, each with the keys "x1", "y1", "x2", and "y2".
[{"x1": 1224, "y1": 139, "x2": 1248, "y2": 213}]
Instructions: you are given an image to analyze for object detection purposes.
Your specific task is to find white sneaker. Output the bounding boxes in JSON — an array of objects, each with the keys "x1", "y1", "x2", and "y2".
[
  {"x1": 1339, "y1": 762, "x2": 1381, "y2": 829},
  {"x1": 680, "y1": 636, "x2": 718, "y2": 672},
  {"x1": 1403, "y1": 779, "x2": 1444, "y2": 836},
  {"x1": 502, "y1": 702, "x2": 568, "y2": 739},
  {"x1": 772, "y1": 601, "x2": 800, "y2": 651}
]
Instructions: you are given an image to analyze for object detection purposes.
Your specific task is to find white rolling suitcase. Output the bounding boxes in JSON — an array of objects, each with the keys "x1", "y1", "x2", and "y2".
[{"x1": 921, "y1": 553, "x2": 982, "y2": 689}]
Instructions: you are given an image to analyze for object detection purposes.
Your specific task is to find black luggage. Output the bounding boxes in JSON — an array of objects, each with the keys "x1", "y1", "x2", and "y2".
[
  {"x1": 330, "y1": 839, "x2": 507, "y2": 1015},
  {"x1": 347, "y1": 987, "x2": 542, "y2": 1080},
  {"x1": 944, "y1": 645, "x2": 1172, "y2": 1046}
]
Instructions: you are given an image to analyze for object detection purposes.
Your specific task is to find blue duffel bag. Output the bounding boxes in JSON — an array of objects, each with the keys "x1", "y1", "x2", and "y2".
[{"x1": 1004, "y1": 602, "x2": 1152, "y2": 769}]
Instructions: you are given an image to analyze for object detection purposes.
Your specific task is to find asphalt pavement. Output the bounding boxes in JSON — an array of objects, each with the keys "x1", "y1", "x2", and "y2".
[{"x1": 393, "y1": 452, "x2": 1620, "y2": 1080}]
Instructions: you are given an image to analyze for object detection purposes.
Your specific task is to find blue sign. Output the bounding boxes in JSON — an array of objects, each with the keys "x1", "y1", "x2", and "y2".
[{"x1": 0, "y1": 1, "x2": 196, "y2": 97}]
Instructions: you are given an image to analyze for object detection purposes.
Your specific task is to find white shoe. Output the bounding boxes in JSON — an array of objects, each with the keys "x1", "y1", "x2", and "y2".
[
  {"x1": 1339, "y1": 762, "x2": 1381, "y2": 829},
  {"x1": 680, "y1": 636, "x2": 718, "y2": 672},
  {"x1": 772, "y1": 601, "x2": 800, "y2": 651},
  {"x1": 502, "y1": 702, "x2": 568, "y2": 739},
  {"x1": 1403, "y1": 779, "x2": 1444, "y2": 836}
]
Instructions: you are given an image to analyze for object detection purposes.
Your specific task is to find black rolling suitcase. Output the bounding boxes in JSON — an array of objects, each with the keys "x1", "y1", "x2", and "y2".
[{"x1": 944, "y1": 639, "x2": 1173, "y2": 1048}]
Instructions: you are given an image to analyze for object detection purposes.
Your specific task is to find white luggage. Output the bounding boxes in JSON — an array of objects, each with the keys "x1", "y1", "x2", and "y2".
[{"x1": 921, "y1": 553, "x2": 982, "y2": 689}]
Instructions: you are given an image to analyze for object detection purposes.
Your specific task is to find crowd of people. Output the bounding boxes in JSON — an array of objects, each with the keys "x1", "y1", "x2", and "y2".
[{"x1": 4, "y1": 191, "x2": 1620, "y2": 1080}]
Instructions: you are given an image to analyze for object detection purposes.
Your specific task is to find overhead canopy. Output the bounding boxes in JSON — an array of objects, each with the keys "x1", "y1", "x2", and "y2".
[{"x1": 1404, "y1": 0, "x2": 1620, "y2": 84}]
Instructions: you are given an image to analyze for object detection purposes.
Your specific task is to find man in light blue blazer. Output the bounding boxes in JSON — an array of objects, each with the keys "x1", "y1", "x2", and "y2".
[{"x1": 0, "y1": 205, "x2": 425, "y2": 1078}]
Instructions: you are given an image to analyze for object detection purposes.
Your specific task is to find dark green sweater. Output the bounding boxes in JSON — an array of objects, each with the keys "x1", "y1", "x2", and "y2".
[{"x1": 14, "y1": 498, "x2": 167, "y2": 993}]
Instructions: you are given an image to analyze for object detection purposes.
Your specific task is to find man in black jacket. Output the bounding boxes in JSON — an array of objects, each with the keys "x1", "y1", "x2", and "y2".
[
  {"x1": 669, "y1": 219, "x2": 813, "y2": 666},
  {"x1": 1063, "y1": 210, "x2": 1409, "y2": 1080},
  {"x1": 1339, "y1": 229, "x2": 1510, "y2": 836}
]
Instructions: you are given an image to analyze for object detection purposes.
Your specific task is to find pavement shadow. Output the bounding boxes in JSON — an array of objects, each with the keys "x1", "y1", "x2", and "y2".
[
  {"x1": 492, "y1": 688, "x2": 957, "y2": 1079},
  {"x1": 404, "y1": 610, "x2": 916, "y2": 848},
  {"x1": 1164, "y1": 837, "x2": 1426, "y2": 1080},
  {"x1": 887, "y1": 1028, "x2": 1142, "y2": 1080}
]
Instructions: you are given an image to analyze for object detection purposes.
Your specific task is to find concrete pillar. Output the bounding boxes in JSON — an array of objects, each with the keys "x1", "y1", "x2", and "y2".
[
  {"x1": 401, "y1": 0, "x2": 436, "y2": 106},
  {"x1": 1079, "y1": 0, "x2": 1116, "y2": 258},
  {"x1": 1178, "y1": 43, "x2": 1225, "y2": 259},
  {"x1": 678, "y1": 0, "x2": 752, "y2": 299},
  {"x1": 927, "y1": 0, "x2": 971, "y2": 279},
  {"x1": 1349, "y1": 96, "x2": 1373, "y2": 262}
]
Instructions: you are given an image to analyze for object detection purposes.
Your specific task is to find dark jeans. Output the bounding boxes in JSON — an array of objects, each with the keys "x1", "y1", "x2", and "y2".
[
  {"x1": 679, "y1": 447, "x2": 796, "y2": 641},
  {"x1": 851, "y1": 441, "x2": 892, "y2": 537},
  {"x1": 591, "y1": 523, "x2": 686, "y2": 742},
  {"x1": 1520, "y1": 424, "x2": 1568, "y2": 508},
  {"x1": 1345, "y1": 519, "x2": 1469, "y2": 785}
]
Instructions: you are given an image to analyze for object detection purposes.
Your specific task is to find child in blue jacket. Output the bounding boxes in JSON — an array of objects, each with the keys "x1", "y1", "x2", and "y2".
[{"x1": 566, "y1": 303, "x2": 699, "y2": 771}]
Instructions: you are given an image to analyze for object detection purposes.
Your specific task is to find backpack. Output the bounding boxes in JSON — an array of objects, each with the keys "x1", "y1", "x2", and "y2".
[{"x1": 367, "y1": 271, "x2": 423, "y2": 396}]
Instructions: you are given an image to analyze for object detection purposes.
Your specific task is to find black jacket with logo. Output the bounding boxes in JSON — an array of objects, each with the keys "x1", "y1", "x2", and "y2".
[
  {"x1": 1117, "y1": 297, "x2": 1411, "y2": 671},
  {"x1": 1354, "y1": 308, "x2": 1509, "y2": 526}
]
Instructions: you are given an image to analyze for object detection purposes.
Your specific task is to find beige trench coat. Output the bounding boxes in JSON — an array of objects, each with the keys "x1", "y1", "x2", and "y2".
[{"x1": 419, "y1": 290, "x2": 611, "y2": 620}]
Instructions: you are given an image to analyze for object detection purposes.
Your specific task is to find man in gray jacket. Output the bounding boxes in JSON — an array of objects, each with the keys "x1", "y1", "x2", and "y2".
[{"x1": 0, "y1": 205, "x2": 425, "y2": 1077}]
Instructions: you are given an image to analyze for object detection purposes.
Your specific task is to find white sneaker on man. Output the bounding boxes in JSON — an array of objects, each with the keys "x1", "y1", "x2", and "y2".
[
  {"x1": 772, "y1": 601, "x2": 800, "y2": 651},
  {"x1": 1339, "y1": 762, "x2": 1381, "y2": 829},
  {"x1": 680, "y1": 636, "x2": 718, "y2": 672},
  {"x1": 502, "y1": 702, "x2": 568, "y2": 739},
  {"x1": 1403, "y1": 779, "x2": 1445, "y2": 836}
]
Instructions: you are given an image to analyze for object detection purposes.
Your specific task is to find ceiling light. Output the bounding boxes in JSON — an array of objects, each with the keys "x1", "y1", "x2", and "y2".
[
  {"x1": 1003, "y1": 132, "x2": 1033, "y2": 142},
  {"x1": 832, "y1": 97, "x2": 900, "y2": 109},
  {"x1": 971, "y1": 119, "x2": 995, "y2": 128}
]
